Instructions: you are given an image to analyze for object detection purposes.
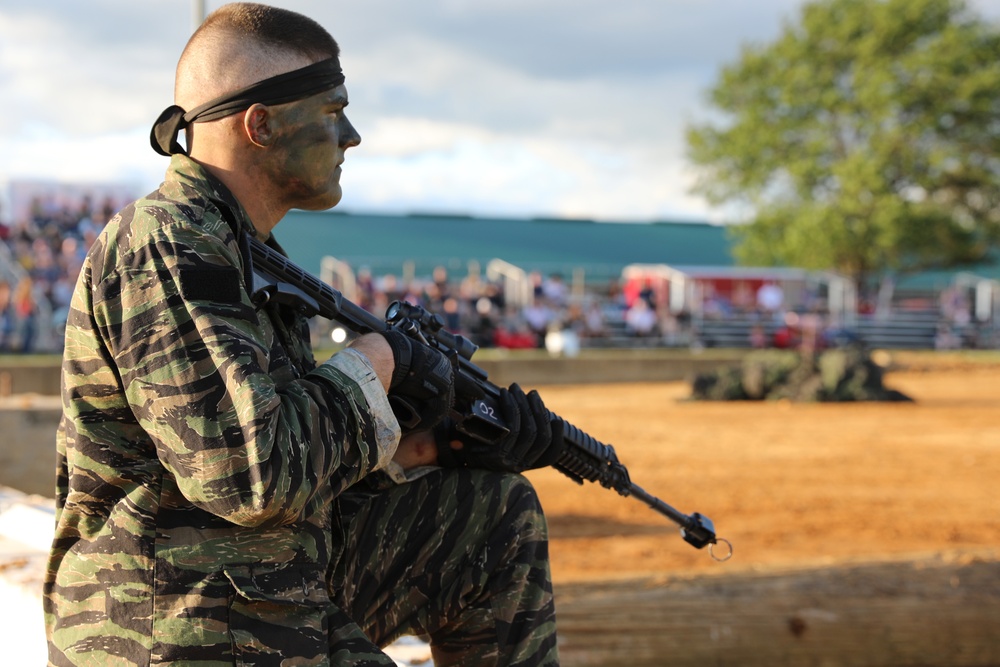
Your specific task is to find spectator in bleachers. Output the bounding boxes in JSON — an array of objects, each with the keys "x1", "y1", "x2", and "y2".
[
  {"x1": 0, "y1": 281, "x2": 13, "y2": 351},
  {"x1": 476, "y1": 281, "x2": 505, "y2": 314},
  {"x1": 354, "y1": 265, "x2": 375, "y2": 311},
  {"x1": 76, "y1": 209, "x2": 105, "y2": 243},
  {"x1": 377, "y1": 273, "x2": 402, "y2": 305},
  {"x1": 431, "y1": 265, "x2": 452, "y2": 303},
  {"x1": 58, "y1": 236, "x2": 85, "y2": 280},
  {"x1": 30, "y1": 237, "x2": 61, "y2": 294},
  {"x1": 772, "y1": 311, "x2": 801, "y2": 349},
  {"x1": 625, "y1": 297, "x2": 658, "y2": 337},
  {"x1": 939, "y1": 285, "x2": 971, "y2": 330},
  {"x1": 467, "y1": 293, "x2": 501, "y2": 348},
  {"x1": 529, "y1": 270, "x2": 544, "y2": 299},
  {"x1": 756, "y1": 281, "x2": 784, "y2": 320},
  {"x1": 494, "y1": 322, "x2": 538, "y2": 349},
  {"x1": 440, "y1": 296, "x2": 461, "y2": 332},
  {"x1": 557, "y1": 302, "x2": 583, "y2": 337},
  {"x1": 638, "y1": 279, "x2": 655, "y2": 310},
  {"x1": 0, "y1": 203, "x2": 9, "y2": 241},
  {"x1": 397, "y1": 281, "x2": 423, "y2": 308},
  {"x1": 580, "y1": 299, "x2": 607, "y2": 339},
  {"x1": 522, "y1": 296, "x2": 556, "y2": 346},
  {"x1": 11, "y1": 276, "x2": 38, "y2": 353},
  {"x1": 541, "y1": 272, "x2": 569, "y2": 307},
  {"x1": 702, "y1": 292, "x2": 732, "y2": 319},
  {"x1": 935, "y1": 321, "x2": 962, "y2": 350},
  {"x1": 0, "y1": 189, "x2": 125, "y2": 352},
  {"x1": 799, "y1": 309, "x2": 826, "y2": 357},
  {"x1": 51, "y1": 273, "x2": 76, "y2": 334},
  {"x1": 12, "y1": 237, "x2": 34, "y2": 273}
]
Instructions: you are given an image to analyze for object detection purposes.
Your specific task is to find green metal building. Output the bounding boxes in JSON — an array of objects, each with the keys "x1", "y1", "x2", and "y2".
[{"x1": 274, "y1": 210, "x2": 734, "y2": 284}]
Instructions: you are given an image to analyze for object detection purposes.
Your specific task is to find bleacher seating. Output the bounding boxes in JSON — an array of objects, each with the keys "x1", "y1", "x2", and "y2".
[{"x1": 694, "y1": 309, "x2": 947, "y2": 350}]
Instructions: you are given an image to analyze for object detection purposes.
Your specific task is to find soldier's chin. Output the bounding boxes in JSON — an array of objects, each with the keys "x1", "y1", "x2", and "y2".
[{"x1": 299, "y1": 187, "x2": 343, "y2": 211}]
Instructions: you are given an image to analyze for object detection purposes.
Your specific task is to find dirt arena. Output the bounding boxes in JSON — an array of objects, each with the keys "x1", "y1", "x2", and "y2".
[
  {"x1": 524, "y1": 351, "x2": 1000, "y2": 664},
  {"x1": 1, "y1": 351, "x2": 996, "y2": 664},
  {"x1": 527, "y1": 351, "x2": 1000, "y2": 581}
]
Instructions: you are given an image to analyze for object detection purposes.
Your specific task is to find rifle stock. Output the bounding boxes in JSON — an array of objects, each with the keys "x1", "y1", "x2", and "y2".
[{"x1": 247, "y1": 236, "x2": 729, "y2": 557}]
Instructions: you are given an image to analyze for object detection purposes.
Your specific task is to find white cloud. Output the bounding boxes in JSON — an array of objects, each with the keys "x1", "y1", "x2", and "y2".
[
  {"x1": 2, "y1": 0, "x2": 998, "y2": 223},
  {"x1": 355, "y1": 117, "x2": 492, "y2": 157},
  {"x1": 3, "y1": 124, "x2": 163, "y2": 190},
  {"x1": 0, "y1": 3, "x2": 180, "y2": 134},
  {"x1": 340, "y1": 122, "x2": 711, "y2": 221}
]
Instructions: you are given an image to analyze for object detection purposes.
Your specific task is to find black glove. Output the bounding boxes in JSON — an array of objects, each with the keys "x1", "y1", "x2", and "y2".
[
  {"x1": 381, "y1": 329, "x2": 455, "y2": 431},
  {"x1": 436, "y1": 383, "x2": 566, "y2": 473}
]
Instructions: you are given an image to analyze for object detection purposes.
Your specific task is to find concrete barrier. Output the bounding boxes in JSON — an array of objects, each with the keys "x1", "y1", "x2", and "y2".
[
  {"x1": 0, "y1": 362, "x2": 61, "y2": 397},
  {"x1": 0, "y1": 350, "x2": 744, "y2": 497},
  {"x1": 0, "y1": 350, "x2": 744, "y2": 396},
  {"x1": 0, "y1": 396, "x2": 60, "y2": 497},
  {"x1": 475, "y1": 350, "x2": 743, "y2": 387}
]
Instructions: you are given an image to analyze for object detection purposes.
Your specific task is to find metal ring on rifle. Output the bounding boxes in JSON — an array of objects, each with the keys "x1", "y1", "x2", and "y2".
[{"x1": 709, "y1": 538, "x2": 733, "y2": 562}]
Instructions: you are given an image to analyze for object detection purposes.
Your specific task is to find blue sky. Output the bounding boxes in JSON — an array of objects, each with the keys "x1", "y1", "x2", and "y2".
[{"x1": 2, "y1": 0, "x2": 998, "y2": 223}]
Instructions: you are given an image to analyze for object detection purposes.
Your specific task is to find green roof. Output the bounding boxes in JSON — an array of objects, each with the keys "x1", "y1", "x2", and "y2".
[
  {"x1": 272, "y1": 210, "x2": 1000, "y2": 290},
  {"x1": 274, "y1": 210, "x2": 733, "y2": 283}
]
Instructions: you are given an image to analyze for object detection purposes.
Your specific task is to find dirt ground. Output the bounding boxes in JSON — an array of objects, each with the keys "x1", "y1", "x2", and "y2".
[{"x1": 523, "y1": 351, "x2": 1000, "y2": 584}]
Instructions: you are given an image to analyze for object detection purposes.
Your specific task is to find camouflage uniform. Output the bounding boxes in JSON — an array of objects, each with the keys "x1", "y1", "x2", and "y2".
[{"x1": 44, "y1": 155, "x2": 558, "y2": 666}]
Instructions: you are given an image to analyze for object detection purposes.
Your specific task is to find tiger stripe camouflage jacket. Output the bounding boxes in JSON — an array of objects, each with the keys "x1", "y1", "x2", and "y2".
[{"x1": 44, "y1": 154, "x2": 401, "y2": 665}]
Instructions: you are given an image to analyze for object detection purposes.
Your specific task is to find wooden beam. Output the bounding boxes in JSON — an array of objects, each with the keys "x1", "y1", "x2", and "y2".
[{"x1": 555, "y1": 553, "x2": 1000, "y2": 666}]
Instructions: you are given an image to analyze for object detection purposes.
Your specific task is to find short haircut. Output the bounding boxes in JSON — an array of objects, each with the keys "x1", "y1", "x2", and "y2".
[
  {"x1": 193, "y1": 2, "x2": 339, "y2": 61},
  {"x1": 174, "y1": 3, "x2": 341, "y2": 108}
]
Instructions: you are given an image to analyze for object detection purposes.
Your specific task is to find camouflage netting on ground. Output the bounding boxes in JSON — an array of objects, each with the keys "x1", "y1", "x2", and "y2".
[{"x1": 688, "y1": 347, "x2": 913, "y2": 402}]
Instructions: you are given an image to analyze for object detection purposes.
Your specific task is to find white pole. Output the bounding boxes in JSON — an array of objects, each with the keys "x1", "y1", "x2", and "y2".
[{"x1": 192, "y1": 0, "x2": 206, "y2": 31}]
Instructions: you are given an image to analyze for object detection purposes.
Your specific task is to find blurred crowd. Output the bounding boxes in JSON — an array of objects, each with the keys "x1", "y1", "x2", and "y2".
[
  {"x1": 323, "y1": 263, "x2": 716, "y2": 354},
  {"x1": 1, "y1": 193, "x2": 993, "y2": 354},
  {"x1": 0, "y1": 194, "x2": 648, "y2": 355},
  {"x1": 325, "y1": 266, "x2": 645, "y2": 353},
  {"x1": 0, "y1": 195, "x2": 119, "y2": 353}
]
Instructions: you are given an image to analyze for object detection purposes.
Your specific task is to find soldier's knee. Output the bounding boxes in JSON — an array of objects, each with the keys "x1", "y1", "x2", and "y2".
[
  {"x1": 460, "y1": 469, "x2": 548, "y2": 540},
  {"x1": 506, "y1": 472, "x2": 542, "y2": 508},
  {"x1": 499, "y1": 472, "x2": 549, "y2": 539}
]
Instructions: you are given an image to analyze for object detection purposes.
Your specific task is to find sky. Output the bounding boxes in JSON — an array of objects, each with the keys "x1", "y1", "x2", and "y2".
[{"x1": 2, "y1": 0, "x2": 999, "y2": 224}]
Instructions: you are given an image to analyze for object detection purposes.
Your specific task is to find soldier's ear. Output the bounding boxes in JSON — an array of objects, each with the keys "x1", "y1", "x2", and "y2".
[{"x1": 244, "y1": 104, "x2": 273, "y2": 147}]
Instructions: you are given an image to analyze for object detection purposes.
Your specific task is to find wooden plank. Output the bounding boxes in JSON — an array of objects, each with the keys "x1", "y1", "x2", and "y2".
[{"x1": 555, "y1": 554, "x2": 1000, "y2": 666}]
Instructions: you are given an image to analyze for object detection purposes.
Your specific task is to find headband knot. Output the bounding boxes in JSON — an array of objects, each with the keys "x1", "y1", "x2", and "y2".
[{"x1": 150, "y1": 56, "x2": 345, "y2": 156}]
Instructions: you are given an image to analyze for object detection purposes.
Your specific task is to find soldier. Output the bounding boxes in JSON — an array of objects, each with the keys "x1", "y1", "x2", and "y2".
[{"x1": 44, "y1": 4, "x2": 563, "y2": 666}]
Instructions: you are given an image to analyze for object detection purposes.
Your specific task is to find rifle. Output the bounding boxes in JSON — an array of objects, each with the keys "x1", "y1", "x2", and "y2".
[{"x1": 246, "y1": 235, "x2": 731, "y2": 560}]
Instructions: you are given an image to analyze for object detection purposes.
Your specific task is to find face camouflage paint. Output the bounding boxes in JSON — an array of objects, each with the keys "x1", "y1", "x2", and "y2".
[{"x1": 150, "y1": 56, "x2": 346, "y2": 156}]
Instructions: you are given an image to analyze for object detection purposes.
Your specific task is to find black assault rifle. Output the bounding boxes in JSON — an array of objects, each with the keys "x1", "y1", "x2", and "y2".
[{"x1": 246, "y1": 235, "x2": 731, "y2": 559}]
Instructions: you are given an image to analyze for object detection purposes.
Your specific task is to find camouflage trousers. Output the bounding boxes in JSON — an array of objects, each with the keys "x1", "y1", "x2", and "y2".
[{"x1": 329, "y1": 468, "x2": 560, "y2": 666}]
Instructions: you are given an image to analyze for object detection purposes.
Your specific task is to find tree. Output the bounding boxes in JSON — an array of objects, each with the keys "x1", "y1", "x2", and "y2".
[{"x1": 687, "y1": 0, "x2": 1000, "y2": 293}]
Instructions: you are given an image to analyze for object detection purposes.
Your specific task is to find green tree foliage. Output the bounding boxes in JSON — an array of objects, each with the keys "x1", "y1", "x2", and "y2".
[{"x1": 687, "y1": 0, "x2": 1000, "y2": 289}]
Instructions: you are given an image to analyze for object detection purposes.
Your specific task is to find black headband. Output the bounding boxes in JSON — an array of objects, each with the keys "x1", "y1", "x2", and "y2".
[{"x1": 150, "y1": 56, "x2": 345, "y2": 156}]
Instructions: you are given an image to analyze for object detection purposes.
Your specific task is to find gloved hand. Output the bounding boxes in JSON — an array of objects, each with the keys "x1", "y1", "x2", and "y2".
[
  {"x1": 381, "y1": 329, "x2": 455, "y2": 431},
  {"x1": 436, "y1": 383, "x2": 566, "y2": 473}
]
